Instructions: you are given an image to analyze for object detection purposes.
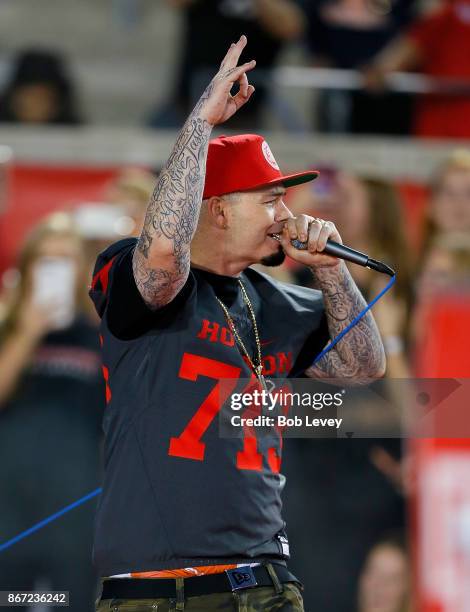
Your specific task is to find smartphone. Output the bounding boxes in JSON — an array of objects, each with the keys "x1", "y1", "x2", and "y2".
[{"x1": 32, "y1": 257, "x2": 76, "y2": 330}]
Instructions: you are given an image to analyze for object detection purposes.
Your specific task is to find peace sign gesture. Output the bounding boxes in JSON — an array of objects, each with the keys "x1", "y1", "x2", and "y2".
[{"x1": 196, "y1": 35, "x2": 256, "y2": 126}]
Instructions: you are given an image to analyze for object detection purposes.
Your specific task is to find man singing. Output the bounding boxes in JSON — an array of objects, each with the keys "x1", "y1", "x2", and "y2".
[{"x1": 91, "y1": 35, "x2": 385, "y2": 611}]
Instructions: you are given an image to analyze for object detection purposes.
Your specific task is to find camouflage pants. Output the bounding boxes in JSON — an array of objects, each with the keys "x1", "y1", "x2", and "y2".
[{"x1": 95, "y1": 583, "x2": 304, "y2": 611}]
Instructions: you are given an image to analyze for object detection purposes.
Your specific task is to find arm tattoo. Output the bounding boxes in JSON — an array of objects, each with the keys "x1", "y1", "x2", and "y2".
[
  {"x1": 306, "y1": 264, "x2": 386, "y2": 381},
  {"x1": 132, "y1": 84, "x2": 214, "y2": 309}
]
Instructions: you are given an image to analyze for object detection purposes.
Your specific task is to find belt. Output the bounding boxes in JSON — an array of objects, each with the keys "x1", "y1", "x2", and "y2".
[{"x1": 101, "y1": 563, "x2": 300, "y2": 599}]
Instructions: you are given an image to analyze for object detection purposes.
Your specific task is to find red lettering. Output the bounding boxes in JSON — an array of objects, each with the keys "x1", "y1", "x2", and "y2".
[
  {"x1": 169, "y1": 353, "x2": 283, "y2": 473},
  {"x1": 237, "y1": 436, "x2": 263, "y2": 471},
  {"x1": 220, "y1": 326, "x2": 235, "y2": 346},
  {"x1": 236, "y1": 378, "x2": 264, "y2": 471},
  {"x1": 197, "y1": 319, "x2": 220, "y2": 342},
  {"x1": 169, "y1": 354, "x2": 240, "y2": 460},
  {"x1": 277, "y1": 351, "x2": 292, "y2": 374},
  {"x1": 262, "y1": 355, "x2": 276, "y2": 375}
]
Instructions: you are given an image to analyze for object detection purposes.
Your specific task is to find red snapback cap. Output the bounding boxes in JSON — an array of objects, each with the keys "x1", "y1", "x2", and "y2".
[{"x1": 203, "y1": 134, "x2": 319, "y2": 200}]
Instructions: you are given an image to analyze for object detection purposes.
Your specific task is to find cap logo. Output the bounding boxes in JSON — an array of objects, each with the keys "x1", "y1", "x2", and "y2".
[{"x1": 261, "y1": 141, "x2": 280, "y2": 170}]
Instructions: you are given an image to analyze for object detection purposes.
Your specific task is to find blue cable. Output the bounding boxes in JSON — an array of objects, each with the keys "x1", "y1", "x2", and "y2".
[
  {"x1": 0, "y1": 275, "x2": 396, "y2": 554},
  {"x1": 0, "y1": 488, "x2": 102, "y2": 553}
]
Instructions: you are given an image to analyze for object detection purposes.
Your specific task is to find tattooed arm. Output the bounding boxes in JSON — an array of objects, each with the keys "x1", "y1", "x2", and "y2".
[
  {"x1": 279, "y1": 215, "x2": 386, "y2": 381},
  {"x1": 305, "y1": 262, "x2": 386, "y2": 381},
  {"x1": 131, "y1": 109, "x2": 211, "y2": 309},
  {"x1": 132, "y1": 35, "x2": 256, "y2": 309}
]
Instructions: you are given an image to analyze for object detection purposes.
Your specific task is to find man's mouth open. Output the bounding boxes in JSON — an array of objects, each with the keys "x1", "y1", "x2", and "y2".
[{"x1": 268, "y1": 233, "x2": 281, "y2": 242}]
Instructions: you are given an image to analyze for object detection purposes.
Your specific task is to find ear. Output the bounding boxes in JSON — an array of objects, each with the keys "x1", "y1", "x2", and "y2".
[{"x1": 205, "y1": 196, "x2": 229, "y2": 230}]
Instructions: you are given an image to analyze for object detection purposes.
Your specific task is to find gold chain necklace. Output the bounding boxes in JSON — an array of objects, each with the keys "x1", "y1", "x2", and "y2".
[{"x1": 215, "y1": 279, "x2": 268, "y2": 391}]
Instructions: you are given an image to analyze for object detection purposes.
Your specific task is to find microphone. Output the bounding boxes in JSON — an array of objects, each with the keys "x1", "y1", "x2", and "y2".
[{"x1": 290, "y1": 238, "x2": 395, "y2": 276}]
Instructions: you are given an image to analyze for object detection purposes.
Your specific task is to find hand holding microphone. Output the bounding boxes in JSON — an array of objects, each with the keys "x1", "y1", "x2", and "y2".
[{"x1": 278, "y1": 216, "x2": 394, "y2": 276}]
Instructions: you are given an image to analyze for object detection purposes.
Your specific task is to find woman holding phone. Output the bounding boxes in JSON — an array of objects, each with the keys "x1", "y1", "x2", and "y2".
[{"x1": 0, "y1": 213, "x2": 103, "y2": 611}]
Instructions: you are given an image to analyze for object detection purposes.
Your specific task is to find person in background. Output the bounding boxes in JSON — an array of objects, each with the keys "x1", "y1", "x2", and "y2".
[
  {"x1": 150, "y1": 0, "x2": 306, "y2": 128},
  {"x1": 0, "y1": 213, "x2": 103, "y2": 611},
  {"x1": 420, "y1": 149, "x2": 470, "y2": 259},
  {"x1": 415, "y1": 233, "x2": 470, "y2": 303},
  {"x1": 71, "y1": 169, "x2": 158, "y2": 325},
  {"x1": 278, "y1": 167, "x2": 407, "y2": 611},
  {"x1": 0, "y1": 48, "x2": 82, "y2": 125},
  {"x1": 366, "y1": 235, "x2": 470, "y2": 503},
  {"x1": 357, "y1": 533, "x2": 411, "y2": 612},
  {"x1": 71, "y1": 201, "x2": 137, "y2": 324},
  {"x1": 364, "y1": 0, "x2": 470, "y2": 140},
  {"x1": 289, "y1": 168, "x2": 412, "y2": 377},
  {"x1": 103, "y1": 167, "x2": 157, "y2": 237},
  {"x1": 281, "y1": 169, "x2": 409, "y2": 610},
  {"x1": 300, "y1": 0, "x2": 416, "y2": 134},
  {"x1": 411, "y1": 232, "x2": 470, "y2": 356},
  {"x1": 410, "y1": 150, "x2": 470, "y2": 364}
]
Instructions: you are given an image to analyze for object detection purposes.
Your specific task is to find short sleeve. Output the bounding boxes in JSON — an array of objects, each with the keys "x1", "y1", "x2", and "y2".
[
  {"x1": 89, "y1": 238, "x2": 137, "y2": 319},
  {"x1": 89, "y1": 238, "x2": 194, "y2": 340}
]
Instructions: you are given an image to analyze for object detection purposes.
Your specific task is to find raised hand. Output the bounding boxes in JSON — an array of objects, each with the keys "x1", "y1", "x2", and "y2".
[
  {"x1": 132, "y1": 36, "x2": 255, "y2": 311},
  {"x1": 195, "y1": 35, "x2": 256, "y2": 126}
]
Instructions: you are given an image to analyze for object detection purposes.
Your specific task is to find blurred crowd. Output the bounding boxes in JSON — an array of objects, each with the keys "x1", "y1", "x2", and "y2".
[
  {"x1": 1, "y1": 0, "x2": 470, "y2": 138},
  {"x1": 0, "y1": 1, "x2": 470, "y2": 611},
  {"x1": 0, "y1": 145, "x2": 469, "y2": 610},
  {"x1": 273, "y1": 148, "x2": 470, "y2": 611}
]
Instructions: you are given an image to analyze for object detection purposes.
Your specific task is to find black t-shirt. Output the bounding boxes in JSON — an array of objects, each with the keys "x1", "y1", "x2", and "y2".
[
  {"x1": 302, "y1": 0, "x2": 415, "y2": 68},
  {"x1": 89, "y1": 238, "x2": 330, "y2": 576},
  {"x1": 183, "y1": 0, "x2": 283, "y2": 71}
]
